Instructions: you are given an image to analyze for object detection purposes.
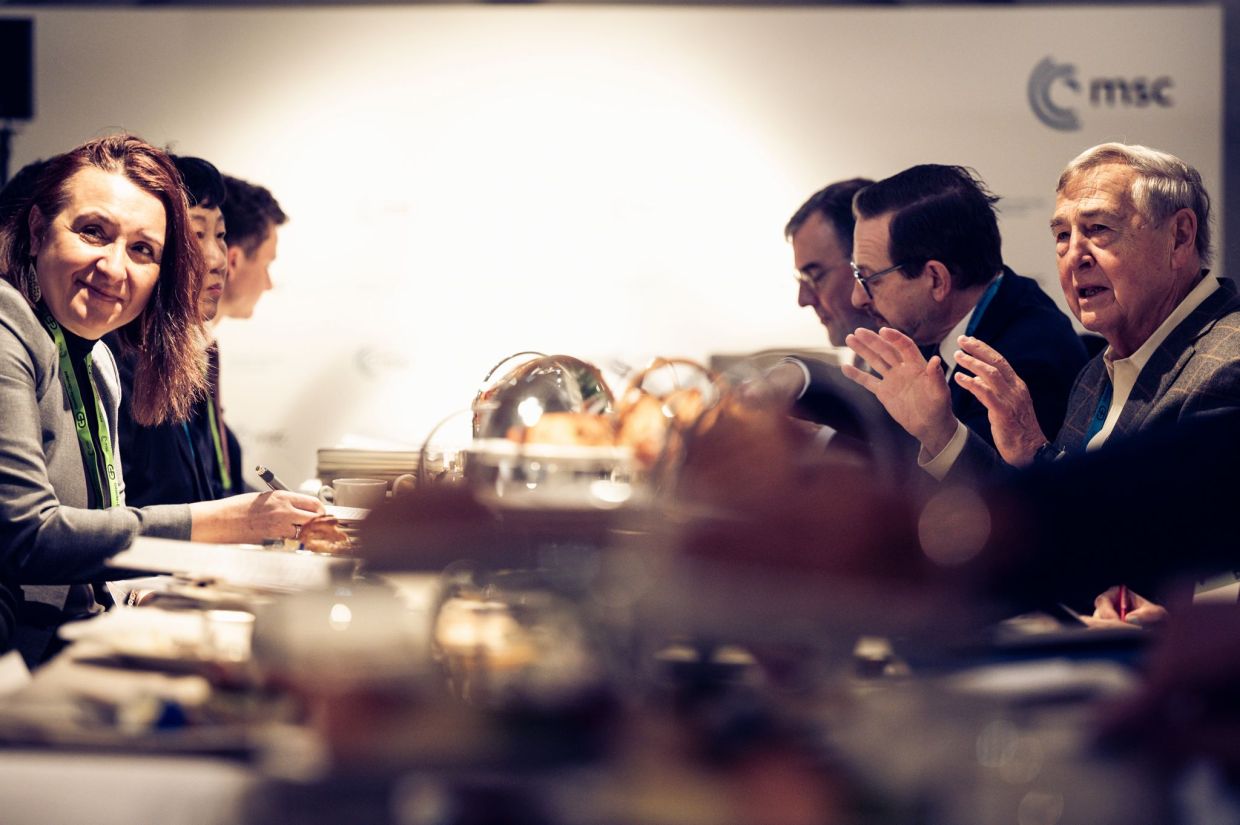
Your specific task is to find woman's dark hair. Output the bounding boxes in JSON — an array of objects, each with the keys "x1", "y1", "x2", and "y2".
[
  {"x1": 0, "y1": 134, "x2": 207, "y2": 425},
  {"x1": 853, "y1": 164, "x2": 1003, "y2": 290},
  {"x1": 0, "y1": 158, "x2": 48, "y2": 229},
  {"x1": 171, "y1": 155, "x2": 227, "y2": 210}
]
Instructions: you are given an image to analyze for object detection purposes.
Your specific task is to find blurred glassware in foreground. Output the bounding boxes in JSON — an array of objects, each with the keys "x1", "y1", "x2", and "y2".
[
  {"x1": 472, "y1": 352, "x2": 615, "y2": 442},
  {"x1": 463, "y1": 352, "x2": 730, "y2": 511},
  {"x1": 468, "y1": 353, "x2": 628, "y2": 511},
  {"x1": 432, "y1": 578, "x2": 609, "y2": 712}
]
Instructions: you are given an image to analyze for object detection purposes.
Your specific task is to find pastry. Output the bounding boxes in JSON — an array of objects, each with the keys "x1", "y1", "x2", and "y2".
[{"x1": 298, "y1": 515, "x2": 353, "y2": 555}]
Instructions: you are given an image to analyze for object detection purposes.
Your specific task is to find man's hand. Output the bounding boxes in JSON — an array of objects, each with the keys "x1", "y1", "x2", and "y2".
[
  {"x1": 1085, "y1": 585, "x2": 1168, "y2": 629},
  {"x1": 952, "y1": 336, "x2": 1047, "y2": 466},
  {"x1": 841, "y1": 327, "x2": 957, "y2": 456}
]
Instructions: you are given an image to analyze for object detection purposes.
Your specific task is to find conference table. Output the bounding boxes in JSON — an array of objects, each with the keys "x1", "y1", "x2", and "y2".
[{"x1": 0, "y1": 545, "x2": 1197, "y2": 825}]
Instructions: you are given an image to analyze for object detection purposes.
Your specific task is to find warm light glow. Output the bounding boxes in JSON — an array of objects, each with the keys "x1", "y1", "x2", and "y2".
[
  {"x1": 589, "y1": 479, "x2": 633, "y2": 506},
  {"x1": 328, "y1": 602, "x2": 353, "y2": 631},
  {"x1": 517, "y1": 397, "x2": 545, "y2": 428}
]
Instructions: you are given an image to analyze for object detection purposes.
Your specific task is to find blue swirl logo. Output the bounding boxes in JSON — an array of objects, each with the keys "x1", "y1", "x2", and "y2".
[{"x1": 1028, "y1": 57, "x2": 1081, "y2": 132}]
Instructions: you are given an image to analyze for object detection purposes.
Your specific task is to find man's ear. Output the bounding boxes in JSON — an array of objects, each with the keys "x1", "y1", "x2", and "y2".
[
  {"x1": 226, "y1": 245, "x2": 243, "y2": 276},
  {"x1": 28, "y1": 206, "x2": 46, "y2": 257},
  {"x1": 925, "y1": 260, "x2": 953, "y2": 302},
  {"x1": 1168, "y1": 207, "x2": 1199, "y2": 269}
]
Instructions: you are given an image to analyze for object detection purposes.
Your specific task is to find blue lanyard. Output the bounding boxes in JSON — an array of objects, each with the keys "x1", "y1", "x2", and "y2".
[
  {"x1": 182, "y1": 422, "x2": 200, "y2": 464},
  {"x1": 965, "y1": 274, "x2": 1003, "y2": 338},
  {"x1": 1082, "y1": 379, "x2": 1114, "y2": 446}
]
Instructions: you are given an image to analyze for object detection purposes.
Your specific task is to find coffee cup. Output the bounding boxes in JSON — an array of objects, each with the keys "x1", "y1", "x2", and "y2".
[{"x1": 319, "y1": 477, "x2": 388, "y2": 509}]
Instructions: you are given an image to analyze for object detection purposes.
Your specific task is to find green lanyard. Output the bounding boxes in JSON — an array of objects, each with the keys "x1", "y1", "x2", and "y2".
[
  {"x1": 205, "y1": 397, "x2": 233, "y2": 494},
  {"x1": 37, "y1": 307, "x2": 120, "y2": 509}
]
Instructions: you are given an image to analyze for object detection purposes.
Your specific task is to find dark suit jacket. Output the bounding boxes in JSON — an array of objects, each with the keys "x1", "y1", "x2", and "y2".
[
  {"x1": 793, "y1": 269, "x2": 1087, "y2": 476},
  {"x1": 981, "y1": 407, "x2": 1240, "y2": 610},
  {"x1": 955, "y1": 278, "x2": 1240, "y2": 478},
  {"x1": 0, "y1": 581, "x2": 17, "y2": 657},
  {"x1": 104, "y1": 337, "x2": 246, "y2": 506}
]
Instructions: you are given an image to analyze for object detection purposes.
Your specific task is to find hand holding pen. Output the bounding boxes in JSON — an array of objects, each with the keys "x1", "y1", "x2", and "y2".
[
  {"x1": 255, "y1": 464, "x2": 290, "y2": 492},
  {"x1": 187, "y1": 476, "x2": 323, "y2": 543},
  {"x1": 1088, "y1": 585, "x2": 1168, "y2": 628},
  {"x1": 250, "y1": 464, "x2": 325, "y2": 538}
]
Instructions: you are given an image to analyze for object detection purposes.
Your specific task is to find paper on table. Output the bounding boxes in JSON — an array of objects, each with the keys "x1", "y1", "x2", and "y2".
[
  {"x1": 108, "y1": 537, "x2": 353, "y2": 592},
  {"x1": 325, "y1": 504, "x2": 370, "y2": 522}
]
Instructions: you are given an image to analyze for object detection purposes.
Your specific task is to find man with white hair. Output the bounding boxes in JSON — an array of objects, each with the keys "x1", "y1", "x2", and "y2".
[{"x1": 843, "y1": 142, "x2": 1240, "y2": 481}]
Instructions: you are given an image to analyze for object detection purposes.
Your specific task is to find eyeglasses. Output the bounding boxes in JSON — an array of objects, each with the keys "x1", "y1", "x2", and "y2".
[
  {"x1": 793, "y1": 268, "x2": 831, "y2": 290},
  {"x1": 850, "y1": 261, "x2": 905, "y2": 300}
]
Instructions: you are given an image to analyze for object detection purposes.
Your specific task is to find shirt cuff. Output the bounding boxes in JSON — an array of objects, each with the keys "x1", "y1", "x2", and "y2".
[
  {"x1": 811, "y1": 423, "x2": 838, "y2": 449},
  {"x1": 776, "y1": 357, "x2": 813, "y2": 401},
  {"x1": 917, "y1": 420, "x2": 968, "y2": 481}
]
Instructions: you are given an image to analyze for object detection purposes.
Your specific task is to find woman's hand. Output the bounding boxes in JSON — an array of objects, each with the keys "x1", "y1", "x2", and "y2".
[{"x1": 188, "y1": 490, "x2": 325, "y2": 544}]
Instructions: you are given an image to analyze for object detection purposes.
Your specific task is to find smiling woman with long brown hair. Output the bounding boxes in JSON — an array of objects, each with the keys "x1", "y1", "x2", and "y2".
[{"x1": 0, "y1": 134, "x2": 322, "y2": 666}]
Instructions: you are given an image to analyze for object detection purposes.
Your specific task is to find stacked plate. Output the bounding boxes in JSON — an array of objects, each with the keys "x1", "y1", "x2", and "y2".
[{"x1": 316, "y1": 447, "x2": 422, "y2": 486}]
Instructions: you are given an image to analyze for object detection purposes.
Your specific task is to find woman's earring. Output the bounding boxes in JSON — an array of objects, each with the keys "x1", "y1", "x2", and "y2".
[{"x1": 26, "y1": 259, "x2": 40, "y2": 303}]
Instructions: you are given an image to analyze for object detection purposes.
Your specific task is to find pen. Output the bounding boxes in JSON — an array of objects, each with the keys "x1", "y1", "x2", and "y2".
[
  {"x1": 255, "y1": 465, "x2": 289, "y2": 492},
  {"x1": 1117, "y1": 584, "x2": 1129, "y2": 622}
]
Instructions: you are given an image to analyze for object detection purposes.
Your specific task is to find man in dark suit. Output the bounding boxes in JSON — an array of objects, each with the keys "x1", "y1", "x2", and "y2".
[
  {"x1": 781, "y1": 165, "x2": 1086, "y2": 471},
  {"x1": 785, "y1": 178, "x2": 876, "y2": 350},
  {"x1": 844, "y1": 143, "x2": 1240, "y2": 485}
]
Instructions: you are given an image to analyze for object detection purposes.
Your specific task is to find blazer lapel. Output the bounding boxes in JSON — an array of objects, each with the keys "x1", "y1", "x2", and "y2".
[
  {"x1": 1055, "y1": 356, "x2": 1106, "y2": 449},
  {"x1": 1115, "y1": 281, "x2": 1239, "y2": 436}
]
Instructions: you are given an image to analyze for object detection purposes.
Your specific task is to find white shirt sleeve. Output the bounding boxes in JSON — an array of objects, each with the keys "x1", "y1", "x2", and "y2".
[
  {"x1": 776, "y1": 357, "x2": 813, "y2": 400},
  {"x1": 917, "y1": 419, "x2": 969, "y2": 480}
]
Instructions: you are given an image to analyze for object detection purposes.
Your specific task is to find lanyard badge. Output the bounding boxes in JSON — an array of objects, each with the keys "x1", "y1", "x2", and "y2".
[
  {"x1": 37, "y1": 308, "x2": 120, "y2": 509},
  {"x1": 205, "y1": 398, "x2": 233, "y2": 494}
]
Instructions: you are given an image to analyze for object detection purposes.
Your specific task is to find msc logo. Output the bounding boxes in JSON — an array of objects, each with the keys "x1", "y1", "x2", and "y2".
[{"x1": 1027, "y1": 57, "x2": 1175, "y2": 132}]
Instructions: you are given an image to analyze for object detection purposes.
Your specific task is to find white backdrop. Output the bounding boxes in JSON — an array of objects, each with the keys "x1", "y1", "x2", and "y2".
[{"x1": 5, "y1": 5, "x2": 1222, "y2": 487}]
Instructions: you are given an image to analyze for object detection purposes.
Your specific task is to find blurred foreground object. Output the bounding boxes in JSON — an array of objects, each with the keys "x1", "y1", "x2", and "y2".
[{"x1": 1098, "y1": 603, "x2": 1240, "y2": 783}]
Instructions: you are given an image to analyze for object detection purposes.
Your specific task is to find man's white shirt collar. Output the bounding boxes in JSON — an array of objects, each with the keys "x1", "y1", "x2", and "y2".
[
  {"x1": 938, "y1": 309, "x2": 975, "y2": 372},
  {"x1": 1088, "y1": 272, "x2": 1220, "y2": 450}
]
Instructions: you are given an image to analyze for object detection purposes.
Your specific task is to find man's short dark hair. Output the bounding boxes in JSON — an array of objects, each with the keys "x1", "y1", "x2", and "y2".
[
  {"x1": 171, "y1": 155, "x2": 226, "y2": 210},
  {"x1": 853, "y1": 164, "x2": 1002, "y2": 290},
  {"x1": 221, "y1": 174, "x2": 287, "y2": 257},
  {"x1": 785, "y1": 177, "x2": 873, "y2": 254}
]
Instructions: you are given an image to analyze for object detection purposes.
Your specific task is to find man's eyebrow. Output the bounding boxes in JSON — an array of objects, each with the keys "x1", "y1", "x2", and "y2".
[
  {"x1": 1075, "y1": 207, "x2": 1113, "y2": 221},
  {"x1": 1050, "y1": 206, "x2": 1117, "y2": 228}
]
